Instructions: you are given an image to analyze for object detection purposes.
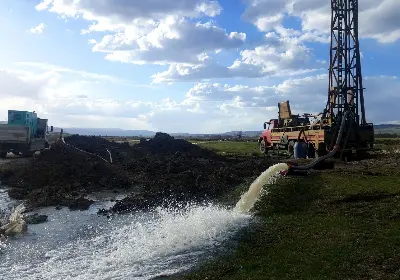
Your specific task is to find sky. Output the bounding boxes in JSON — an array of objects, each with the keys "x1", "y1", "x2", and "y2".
[{"x1": 0, "y1": 0, "x2": 399, "y2": 134}]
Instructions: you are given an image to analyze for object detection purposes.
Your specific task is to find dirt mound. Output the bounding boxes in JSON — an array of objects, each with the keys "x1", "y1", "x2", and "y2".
[
  {"x1": 64, "y1": 134, "x2": 143, "y2": 164},
  {"x1": 134, "y1": 132, "x2": 218, "y2": 158},
  {"x1": 2, "y1": 142, "x2": 134, "y2": 209},
  {"x1": 109, "y1": 154, "x2": 275, "y2": 213},
  {"x1": 0, "y1": 133, "x2": 276, "y2": 212}
]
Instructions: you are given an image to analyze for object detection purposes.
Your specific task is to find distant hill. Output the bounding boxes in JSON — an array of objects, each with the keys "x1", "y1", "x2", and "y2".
[
  {"x1": 375, "y1": 124, "x2": 400, "y2": 129},
  {"x1": 62, "y1": 127, "x2": 156, "y2": 137},
  {"x1": 374, "y1": 124, "x2": 400, "y2": 135},
  {"x1": 59, "y1": 128, "x2": 264, "y2": 138},
  {"x1": 54, "y1": 124, "x2": 400, "y2": 138}
]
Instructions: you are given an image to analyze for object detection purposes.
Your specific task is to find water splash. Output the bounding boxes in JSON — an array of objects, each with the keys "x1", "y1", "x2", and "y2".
[
  {"x1": 1, "y1": 203, "x2": 27, "y2": 236},
  {"x1": 0, "y1": 203, "x2": 250, "y2": 280},
  {"x1": 234, "y1": 163, "x2": 289, "y2": 213},
  {"x1": 0, "y1": 163, "x2": 290, "y2": 278}
]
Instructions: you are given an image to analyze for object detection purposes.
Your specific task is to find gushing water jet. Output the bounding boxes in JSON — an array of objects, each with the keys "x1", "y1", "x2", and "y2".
[{"x1": 234, "y1": 163, "x2": 289, "y2": 213}]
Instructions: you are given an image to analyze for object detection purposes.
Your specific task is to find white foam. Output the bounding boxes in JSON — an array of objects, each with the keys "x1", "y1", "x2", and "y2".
[{"x1": 0, "y1": 203, "x2": 250, "y2": 280}]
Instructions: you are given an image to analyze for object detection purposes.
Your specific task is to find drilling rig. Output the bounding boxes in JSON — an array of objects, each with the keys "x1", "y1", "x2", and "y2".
[{"x1": 258, "y1": 0, "x2": 374, "y2": 160}]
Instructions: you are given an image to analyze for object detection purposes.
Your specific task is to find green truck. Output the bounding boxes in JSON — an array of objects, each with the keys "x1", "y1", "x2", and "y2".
[{"x1": 0, "y1": 110, "x2": 61, "y2": 158}]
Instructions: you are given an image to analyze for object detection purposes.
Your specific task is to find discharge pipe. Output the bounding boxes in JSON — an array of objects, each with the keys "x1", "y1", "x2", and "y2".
[{"x1": 286, "y1": 110, "x2": 352, "y2": 172}]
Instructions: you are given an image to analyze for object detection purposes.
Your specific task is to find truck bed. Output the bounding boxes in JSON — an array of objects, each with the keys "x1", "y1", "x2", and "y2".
[{"x1": 0, "y1": 124, "x2": 29, "y2": 143}]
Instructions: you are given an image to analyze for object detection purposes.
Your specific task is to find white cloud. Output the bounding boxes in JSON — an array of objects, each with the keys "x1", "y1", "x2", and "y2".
[
  {"x1": 152, "y1": 33, "x2": 321, "y2": 83},
  {"x1": 0, "y1": 68, "x2": 59, "y2": 99},
  {"x1": 29, "y1": 23, "x2": 46, "y2": 34},
  {"x1": 14, "y1": 62, "x2": 133, "y2": 84},
  {"x1": 243, "y1": 0, "x2": 400, "y2": 43},
  {"x1": 180, "y1": 74, "x2": 400, "y2": 127},
  {"x1": 32, "y1": 0, "x2": 400, "y2": 90},
  {"x1": 92, "y1": 17, "x2": 246, "y2": 65},
  {"x1": 36, "y1": 0, "x2": 222, "y2": 20},
  {"x1": 36, "y1": 0, "x2": 238, "y2": 66},
  {"x1": 1, "y1": 65, "x2": 399, "y2": 133}
]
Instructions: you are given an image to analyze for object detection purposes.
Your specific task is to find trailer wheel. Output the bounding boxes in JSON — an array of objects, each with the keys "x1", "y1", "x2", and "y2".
[{"x1": 316, "y1": 143, "x2": 327, "y2": 158}]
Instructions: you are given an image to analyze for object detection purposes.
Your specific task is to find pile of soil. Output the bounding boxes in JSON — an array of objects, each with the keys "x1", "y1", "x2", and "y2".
[
  {"x1": 2, "y1": 141, "x2": 135, "y2": 210},
  {"x1": 112, "y1": 153, "x2": 273, "y2": 213},
  {"x1": 0, "y1": 133, "x2": 275, "y2": 212},
  {"x1": 64, "y1": 134, "x2": 143, "y2": 164},
  {"x1": 134, "y1": 132, "x2": 219, "y2": 158}
]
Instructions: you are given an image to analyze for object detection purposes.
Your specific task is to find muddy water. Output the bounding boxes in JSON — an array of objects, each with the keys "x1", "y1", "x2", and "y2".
[
  {"x1": 0, "y1": 193, "x2": 250, "y2": 280},
  {"x1": 0, "y1": 162, "x2": 287, "y2": 279},
  {"x1": 234, "y1": 163, "x2": 289, "y2": 213}
]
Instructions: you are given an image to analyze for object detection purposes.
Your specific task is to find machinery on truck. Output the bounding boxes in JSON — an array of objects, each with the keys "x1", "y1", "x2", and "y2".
[
  {"x1": 258, "y1": 0, "x2": 374, "y2": 160},
  {"x1": 0, "y1": 110, "x2": 61, "y2": 158}
]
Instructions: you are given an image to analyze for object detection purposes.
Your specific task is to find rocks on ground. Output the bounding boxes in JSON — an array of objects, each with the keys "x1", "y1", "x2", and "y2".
[{"x1": 24, "y1": 213, "x2": 48, "y2": 224}]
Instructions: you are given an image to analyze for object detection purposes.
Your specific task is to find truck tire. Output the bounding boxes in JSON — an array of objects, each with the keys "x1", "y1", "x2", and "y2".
[
  {"x1": 307, "y1": 143, "x2": 316, "y2": 158},
  {"x1": 288, "y1": 141, "x2": 295, "y2": 155},
  {"x1": 341, "y1": 151, "x2": 353, "y2": 162},
  {"x1": 259, "y1": 139, "x2": 268, "y2": 154},
  {"x1": 316, "y1": 143, "x2": 327, "y2": 158}
]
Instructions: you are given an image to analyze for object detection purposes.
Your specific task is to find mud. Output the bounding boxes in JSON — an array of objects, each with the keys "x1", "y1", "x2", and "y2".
[
  {"x1": 0, "y1": 133, "x2": 275, "y2": 212},
  {"x1": 1, "y1": 141, "x2": 134, "y2": 210}
]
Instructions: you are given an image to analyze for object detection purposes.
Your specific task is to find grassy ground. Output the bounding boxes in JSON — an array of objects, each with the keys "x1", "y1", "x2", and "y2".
[
  {"x1": 193, "y1": 140, "x2": 262, "y2": 157},
  {"x1": 173, "y1": 138, "x2": 400, "y2": 280}
]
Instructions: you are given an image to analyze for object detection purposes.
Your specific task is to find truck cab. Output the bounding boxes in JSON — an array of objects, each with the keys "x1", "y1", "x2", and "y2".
[{"x1": 258, "y1": 119, "x2": 278, "y2": 153}]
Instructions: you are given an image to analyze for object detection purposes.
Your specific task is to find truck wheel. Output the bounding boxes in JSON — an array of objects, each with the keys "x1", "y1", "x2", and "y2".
[
  {"x1": 307, "y1": 143, "x2": 316, "y2": 158},
  {"x1": 316, "y1": 143, "x2": 327, "y2": 158},
  {"x1": 356, "y1": 150, "x2": 368, "y2": 160},
  {"x1": 288, "y1": 141, "x2": 295, "y2": 155},
  {"x1": 259, "y1": 139, "x2": 268, "y2": 154},
  {"x1": 341, "y1": 151, "x2": 353, "y2": 162}
]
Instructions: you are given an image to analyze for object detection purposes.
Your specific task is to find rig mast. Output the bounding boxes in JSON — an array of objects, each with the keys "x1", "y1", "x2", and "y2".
[{"x1": 325, "y1": 0, "x2": 366, "y2": 126}]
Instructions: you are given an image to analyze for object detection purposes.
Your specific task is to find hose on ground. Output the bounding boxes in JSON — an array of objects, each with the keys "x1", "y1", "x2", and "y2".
[{"x1": 59, "y1": 136, "x2": 113, "y2": 164}]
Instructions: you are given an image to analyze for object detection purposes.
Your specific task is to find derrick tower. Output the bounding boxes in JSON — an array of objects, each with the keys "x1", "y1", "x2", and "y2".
[{"x1": 325, "y1": 0, "x2": 366, "y2": 127}]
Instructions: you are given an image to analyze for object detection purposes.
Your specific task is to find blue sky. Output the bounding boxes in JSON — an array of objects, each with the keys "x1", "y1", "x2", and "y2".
[{"x1": 0, "y1": 0, "x2": 399, "y2": 133}]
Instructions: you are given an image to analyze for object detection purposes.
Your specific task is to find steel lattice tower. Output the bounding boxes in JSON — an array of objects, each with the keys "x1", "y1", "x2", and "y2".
[{"x1": 325, "y1": 0, "x2": 366, "y2": 126}]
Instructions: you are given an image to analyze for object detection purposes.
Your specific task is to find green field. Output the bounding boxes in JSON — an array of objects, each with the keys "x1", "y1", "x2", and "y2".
[
  {"x1": 190, "y1": 140, "x2": 262, "y2": 157},
  {"x1": 173, "y1": 138, "x2": 400, "y2": 280},
  {"x1": 191, "y1": 138, "x2": 400, "y2": 157}
]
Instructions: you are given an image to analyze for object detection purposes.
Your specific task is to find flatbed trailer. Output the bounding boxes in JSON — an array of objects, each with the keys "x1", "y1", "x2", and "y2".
[{"x1": 262, "y1": 121, "x2": 374, "y2": 158}]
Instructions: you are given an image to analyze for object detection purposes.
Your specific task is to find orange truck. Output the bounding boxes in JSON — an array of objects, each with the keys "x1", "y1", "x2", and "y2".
[{"x1": 258, "y1": 101, "x2": 374, "y2": 159}]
